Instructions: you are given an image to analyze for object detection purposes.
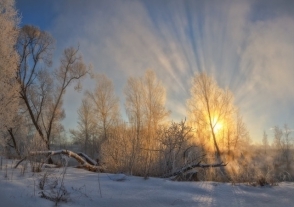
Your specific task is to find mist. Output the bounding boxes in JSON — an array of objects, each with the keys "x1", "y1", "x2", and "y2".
[{"x1": 16, "y1": 0, "x2": 294, "y2": 142}]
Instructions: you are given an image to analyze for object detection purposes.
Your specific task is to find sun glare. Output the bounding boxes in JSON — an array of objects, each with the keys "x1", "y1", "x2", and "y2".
[
  {"x1": 212, "y1": 117, "x2": 223, "y2": 133},
  {"x1": 214, "y1": 122, "x2": 223, "y2": 133}
]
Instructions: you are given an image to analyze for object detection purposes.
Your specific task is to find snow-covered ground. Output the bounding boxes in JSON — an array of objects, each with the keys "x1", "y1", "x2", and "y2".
[{"x1": 0, "y1": 159, "x2": 293, "y2": 207}]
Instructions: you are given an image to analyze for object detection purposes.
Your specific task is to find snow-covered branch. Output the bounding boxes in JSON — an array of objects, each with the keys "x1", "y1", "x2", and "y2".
[
  {"x1": 162, "y1": 161, "x2": 227, "y2": 178},
  {"x1": 15, "y1": 149, "x2": 103, "y2": 172}
]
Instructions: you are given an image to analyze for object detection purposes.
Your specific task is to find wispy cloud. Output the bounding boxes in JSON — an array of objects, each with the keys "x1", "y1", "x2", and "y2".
[{"x1": 42, "y1": 0, "x2": 294, "y2": 141}]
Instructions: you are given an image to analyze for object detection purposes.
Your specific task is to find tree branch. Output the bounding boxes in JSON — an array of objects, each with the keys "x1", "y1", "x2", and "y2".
[
  {"x1": 14, "y1": 150, "x2": 103, "y2": 172},
  {"x1": 161, "y1": 161, "x2": 227, "y2": 178}
]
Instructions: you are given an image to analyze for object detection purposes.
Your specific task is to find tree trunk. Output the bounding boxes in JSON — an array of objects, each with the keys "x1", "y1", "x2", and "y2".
[
  {"x1": 15, "y1": 150, "x2": 103, "y2": 172},
  {"x1": 7, "y1": 128, "x2": 21, "y2": 157}
]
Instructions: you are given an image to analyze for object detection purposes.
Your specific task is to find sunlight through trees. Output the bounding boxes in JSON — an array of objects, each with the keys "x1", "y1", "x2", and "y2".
[
  {"x1": 187, "y1": 73, "x2": 249, "y2": 168},
  {"x1": 1, "y1": 0, "x2": 294, "y2": 186}
]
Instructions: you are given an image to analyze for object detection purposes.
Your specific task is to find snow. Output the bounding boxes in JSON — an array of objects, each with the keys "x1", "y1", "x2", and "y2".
[
  {"x1": 0, "y1": 159, "x2": 293, "y2": 207},
  {"x1": 77, "y1": 152, "x2": 97, "y2": 165}
]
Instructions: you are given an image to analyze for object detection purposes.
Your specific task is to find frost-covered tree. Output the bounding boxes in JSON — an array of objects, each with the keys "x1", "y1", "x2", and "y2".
[
  {"x1": 124, "y1": 70, "x2": 169, "y2": 176},
  {"x1": 156, "y1": 120, "x2": 195, "y2": 175},
  {"x1": 15, "y1": 25, "x2": 89, "y2": 155},
  {"x1": 70, "y1": 97, "x2": 97, "y2": 157},
  {"x1": 0, "y1": 0, "x2": 19, "y2": 132},
  {"x1": 187, "y1": 73, "x2": 251, "y2": 181},
  {"x1": 124, "y1": 76, "x2": 145, "y2": 173},
  {"x1": 273, "y1": 125, "x2": 293, "y2": 172},
  {"x1": 141, "y1": 70, "x2": 169, "y2": 175},
  {"x1": 187, "y1": 73, "x2": 235, "y2": 162},
  {"x1": 87, "y1": 74, "x2": 120, "y2": 159}
]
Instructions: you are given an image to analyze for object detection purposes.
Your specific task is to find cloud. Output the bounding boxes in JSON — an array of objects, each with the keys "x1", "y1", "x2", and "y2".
[
  {"x1": 237, "y1": 14, "x2": 294, "y2": 139},
  {"x1": 41, "y1": 0, "x2": 294, "y2": 141}
]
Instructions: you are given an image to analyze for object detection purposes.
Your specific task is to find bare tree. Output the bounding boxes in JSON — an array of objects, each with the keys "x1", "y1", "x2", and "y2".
[
  {"x1": 70, "y1": 97, "x2": 97, "y2": 157},
  {"x1": 4, "y1": 112, "x2": 31, "y2": 157},
  {"x1": 157, "y1": 120, "x2": 196, "y2": 175},
  {"x1": 0, "y1": 0, "x2": 19, "y2": 132},
  {"x1": 124, "y1": 76, "x2": 145, "y2": 174},
  {"x1": 101, "y1": 70, "x2": 169, "y2": 175},
  {"x1": 87, "y1": 74, "x2": 120, "y2": 160},
  {"x1": 142, "y1": 70, "x2": 170, "y2": 132},
  {"x1": 262, "y1": 131, "x2": 269, "y2": 155},
  {"x1": 14, "y1": 25, "x2": 89, "y2": 156},
  {"x1": 223, "y1": 111, "x2": 250, "y2": 161},
  {"x1": 283, "y1": 125, "x2": 292, "y2": 171},
  {"x1": 142, "y1": 70, "x2": 170, "y2": 176},
  {"x1": 187, "y1": 73, "x2": 235, "y2": 163},
  {"x1": 101, "y1": 120, "x2": 131, "y2": 173},
  {"x1": 125, "y1": 70, "x2": 169, "y2": 176},
  {"x1": 273, "y1": 125, "x2": 293, "y2": 172}
]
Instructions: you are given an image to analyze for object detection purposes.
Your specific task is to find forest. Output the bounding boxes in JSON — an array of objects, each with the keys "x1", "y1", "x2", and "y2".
[{"x1": 1, "y1": 0, "x2": 294, "y2": 188}]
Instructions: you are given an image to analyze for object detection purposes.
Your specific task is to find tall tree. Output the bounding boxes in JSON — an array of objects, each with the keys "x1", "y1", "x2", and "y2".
[
  {"x1": 187, "y1": 73, "x2": 235, "y2": 163},
  {"x1": 15, "y1": 25, "x2": 89, "y2": 153},
  {"x1": 142, "y1": 70, "x2": 169, "y2": 133},
  {"x1": 87, "y1": 74, "x2": 120, "y2": 159},
  {"x1": 142, "y1": 70, "x2": 169, "y2": 176},
  {"x1": 0, "y1": 0, "x2": 19, "y2": 132},
  {"x1": 125, "y1": 70, "x2": 169, "y2": 176},
  {"x1": 124, "y1": 77, "x2": 144, "y2": 173},
  {"x1": 70, "y1": 97, "x2": 96, "y2": 157}
]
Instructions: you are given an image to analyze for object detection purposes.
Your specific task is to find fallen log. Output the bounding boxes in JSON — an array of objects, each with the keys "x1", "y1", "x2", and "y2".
[
  {"x1": 77, "y1": 152, "x2": 97, "y2": 165},
  {"x1": 14, "y1": 149, "x2": 103, "y2": 172},
  {"x1": 162, "y1": 161, "x2": 227, "y2": 178}
]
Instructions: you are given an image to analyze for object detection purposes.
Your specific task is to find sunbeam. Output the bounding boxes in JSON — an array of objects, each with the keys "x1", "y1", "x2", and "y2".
[{"x1": 16, "y1": 0, "x2": 294, "y2": 142}]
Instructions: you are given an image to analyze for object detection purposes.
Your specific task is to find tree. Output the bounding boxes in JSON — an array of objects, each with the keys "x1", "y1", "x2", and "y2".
[
  {"x1": 124, "y1": 76, "x2": 144, "y2": 174},
  {"x1": 100, "y1": 120, "x2": 131, "y2": 173},
  {"x1": 125, "y1": 70, "x2": 169, "y2": 176},
  {"x1": 0, "y1": 0, "x2": 19, "y2": 132},
  {"x1": 273, "y1": 125, "x2": 293, "y2": 172},
  {"x1": 157, "y1": 119, "x2": 196, "y2": 175},
  {"x1": 4, "y1": 112, "x2": 31, "y2": 157},
  {"x1": 142, "y1": 70, "x2": 170, "y2": 176},
  {"x1": 262, "y1": 131, "x2": 268, "y2": 155},
  {"x1": 142, "y1": 70, "x2": 169, "y2": 132},
  {"x1": 70, "y1": 97, "x2": 97, "y2": 157},
  {"x1": 187, "y1": 73, "x2": 235, "y2": 163},
  {"x1": 15, "y1": 25, "x2": 89, "y2": 154},
  {"x1": 87, "y1": 74, "x2": 120, "y2": 159},
  {"x1": 223, "y1": 111, "x2": 250, "y2": 160}
]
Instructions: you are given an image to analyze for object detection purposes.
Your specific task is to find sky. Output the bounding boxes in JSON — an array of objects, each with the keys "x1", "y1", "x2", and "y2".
[{"x1": 15, "y1": 0, "x2": 294, "y2": 143}]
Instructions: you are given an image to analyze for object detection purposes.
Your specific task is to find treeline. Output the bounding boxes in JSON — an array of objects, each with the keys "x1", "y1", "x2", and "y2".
[{"x1": 68, "y1": 71, "x2": 251, "y2": 180}]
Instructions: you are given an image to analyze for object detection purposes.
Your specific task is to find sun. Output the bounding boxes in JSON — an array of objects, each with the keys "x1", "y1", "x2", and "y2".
[
  {"x1": 214, "y1": 122, "x2": 223, "y2": 133},
  {"x1": 211, "y1": 116, "x2": 223, "y2": 133}
]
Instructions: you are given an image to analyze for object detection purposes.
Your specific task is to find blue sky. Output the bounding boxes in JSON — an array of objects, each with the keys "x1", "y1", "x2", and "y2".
[{"x1": 15, "y1": 0, "x2": 294, "y2": 143}]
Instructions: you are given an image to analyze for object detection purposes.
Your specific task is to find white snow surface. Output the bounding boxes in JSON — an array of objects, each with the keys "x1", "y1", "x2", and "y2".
[{"x1": 0, "y1": 159, "x2": 293, "y2": 207}]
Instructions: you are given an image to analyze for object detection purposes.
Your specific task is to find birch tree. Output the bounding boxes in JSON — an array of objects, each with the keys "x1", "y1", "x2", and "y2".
[
  {"x1": 142, "y1": 70, "x2": 169, "y2": 176},
  {"x1": 87, "y1": 74, "x2": 120, "y2": 159},
  {"x1": 70, "y1": 97, "x2": 97, "y2": 157},
  {"x1": 125, "y1": 70, "x2": 169, "y2": 176},
  {"x1": 124, "y1": 76, "x2": 144, "y2": 173}
]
